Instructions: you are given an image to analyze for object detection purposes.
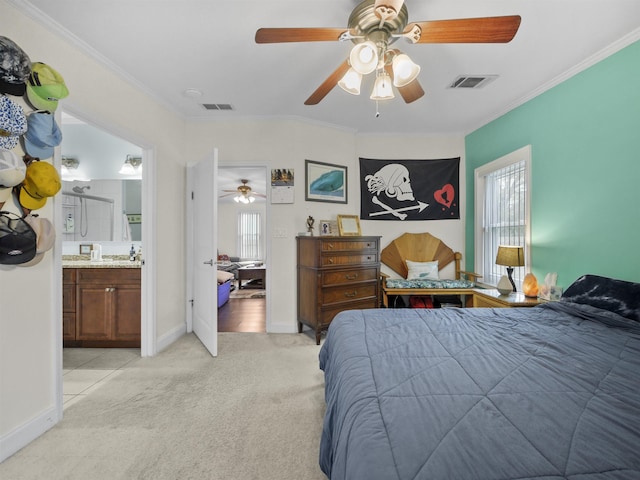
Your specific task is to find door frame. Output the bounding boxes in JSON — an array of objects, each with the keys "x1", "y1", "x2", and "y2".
[{"x1": 54, "y1": 105, "x2": 156, "y2": 418}]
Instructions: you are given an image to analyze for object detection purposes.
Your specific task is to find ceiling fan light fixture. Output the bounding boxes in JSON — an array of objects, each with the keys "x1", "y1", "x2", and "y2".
[
  {"x1": 374, "y1": 0, "x2": 405, "y2": 24},
  {"x1": 338, "y1": 68, "x2": 362, "y2": 95},
  {"x1": 392, "y1": 53, "x2": 420, "y2": 87},
  {"x1": 350, "y1": 41, "x2": 378, "y2": 75},
  {"x1": 370, "y1": 72, "x2": 395, "y2": 100}
]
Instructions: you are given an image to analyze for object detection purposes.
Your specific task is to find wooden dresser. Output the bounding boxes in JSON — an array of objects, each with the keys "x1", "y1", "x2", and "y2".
[{"x1": 297, "y1": 235, "x2": 380, "y2": 344}]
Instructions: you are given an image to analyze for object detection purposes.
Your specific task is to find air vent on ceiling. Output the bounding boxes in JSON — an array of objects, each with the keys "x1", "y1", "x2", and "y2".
[
  {"x1": 202, "y1": 103, "x2": 234, "y2": 111},
  {"x1": 448, "y1": 75, "x2": 498, "y2": 89}
]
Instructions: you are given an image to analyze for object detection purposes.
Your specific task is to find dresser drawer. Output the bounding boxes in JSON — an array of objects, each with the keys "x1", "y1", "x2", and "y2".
[
  {"x1": 321, "y1": 253, "x2": 378, "y2": 267},
  {"x1": 321, "y1": 239, "x2": 378, "y2": 252},
  {"x1": 322, "y1": 283, "x2": 377, "y2": 305},
  {"x1": 322, "y1": 267, "x2": 379, "y2": 286},
  {"x1": 319, "y1": 298, "x2": 378, "y2": 326}
]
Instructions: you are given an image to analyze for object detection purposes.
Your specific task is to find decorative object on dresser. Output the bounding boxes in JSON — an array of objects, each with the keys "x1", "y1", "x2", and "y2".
[
  {"x1": 336, "y1": 214, "x2": 361, "y2": 236},
  {"x1": 297, "y1": 235, "x2": 380, "y2": 344}
]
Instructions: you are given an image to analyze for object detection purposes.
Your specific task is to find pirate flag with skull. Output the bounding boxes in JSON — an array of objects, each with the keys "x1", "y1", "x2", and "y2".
[{"x1": 359, "y1": 157, "x2": 460, "y2": 221}]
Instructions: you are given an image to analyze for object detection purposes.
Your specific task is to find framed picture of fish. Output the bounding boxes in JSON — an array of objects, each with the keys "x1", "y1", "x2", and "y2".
[{"x1": 305, "y1": 159, "x2": 348, "y2": 204}]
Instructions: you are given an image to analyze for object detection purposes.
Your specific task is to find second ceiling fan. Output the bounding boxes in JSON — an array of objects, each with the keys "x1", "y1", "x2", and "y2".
[
  {"x1": 256, "y1": 0, "x2": 521, "y2": 105},
  {"x1": 220, "y1": 179, "x2": 266, "y2": 204}
]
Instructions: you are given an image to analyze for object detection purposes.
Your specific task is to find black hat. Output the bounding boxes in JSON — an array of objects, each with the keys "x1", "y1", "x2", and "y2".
[{"x1": 0, "y1": 36, "x2": 32, "y2": 96}]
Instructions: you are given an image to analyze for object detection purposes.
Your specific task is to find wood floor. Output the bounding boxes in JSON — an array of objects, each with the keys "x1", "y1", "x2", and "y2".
[{"x1": 218, "y1": 297, "x2": 266, "y2": 332}]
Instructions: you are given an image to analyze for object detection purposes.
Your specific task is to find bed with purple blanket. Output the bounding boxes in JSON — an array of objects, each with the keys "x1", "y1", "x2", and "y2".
[{"x1": 318, "y1": 275, "x2": 640, "y2": 480}]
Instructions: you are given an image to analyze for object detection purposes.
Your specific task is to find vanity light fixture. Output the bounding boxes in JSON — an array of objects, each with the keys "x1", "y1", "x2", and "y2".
[{"x1": 119, "y1": 155, "x2": 142, "y2": 175}]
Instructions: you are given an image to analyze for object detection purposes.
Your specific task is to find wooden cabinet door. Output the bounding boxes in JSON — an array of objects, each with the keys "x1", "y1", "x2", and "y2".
[
  {"x1": 112, "y1": 285, "x2": 141, "y2": 341},
  {"x1": 76, "y1": 285, "x2": 112, "y2": 340}
]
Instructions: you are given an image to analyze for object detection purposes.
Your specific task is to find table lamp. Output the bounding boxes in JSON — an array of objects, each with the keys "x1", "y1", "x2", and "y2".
[{"x1": 495, "y1": 245, "x2": 524, "y2": 294}]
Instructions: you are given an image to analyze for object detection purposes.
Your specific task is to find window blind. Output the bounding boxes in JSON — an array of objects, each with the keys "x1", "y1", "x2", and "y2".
[
  {"x1": 483, "y1": 159, "x2": 527, "y2": 286},
  {"x1": 238, "y1": 212, "x2": 261, "y2": 260}
]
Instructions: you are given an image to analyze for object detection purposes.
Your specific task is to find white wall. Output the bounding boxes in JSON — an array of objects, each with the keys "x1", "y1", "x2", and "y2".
[
  {"x1": 0, "y1": 1, "x2": 186, "y2": 460},
  {"x1": 186, "y1": 119, "x2": 466, "y2": 333},
  {"x1": 1, "y1": 0, "x2": 465, "y2": 460}
]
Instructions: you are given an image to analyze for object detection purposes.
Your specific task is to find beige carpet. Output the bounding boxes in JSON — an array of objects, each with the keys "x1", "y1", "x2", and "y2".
[{"x1": 1, "y1": 332, "x2": 327, "y2": 480}]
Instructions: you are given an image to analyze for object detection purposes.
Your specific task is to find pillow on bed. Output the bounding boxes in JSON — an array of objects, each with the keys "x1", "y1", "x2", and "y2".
[
  {"x1": 217, "y1": 270, "x2": 235, "y2": 284},
  {"x1": 406, "y1": 260, "x2": 439, "y2": 280},
  {"x1": 561, "y1": 274, "x2": 640, "y2": 322}
]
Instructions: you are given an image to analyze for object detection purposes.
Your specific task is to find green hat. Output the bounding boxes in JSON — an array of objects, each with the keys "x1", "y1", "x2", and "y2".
[{"x1": 26, "y1": 62, "x2": 69, "y2": 112}]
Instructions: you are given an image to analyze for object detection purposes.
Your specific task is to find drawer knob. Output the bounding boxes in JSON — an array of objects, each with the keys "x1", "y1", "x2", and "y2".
[
  {"x1": 345, "y1": 274, "x2": 357, "y2": 280},
  {"x1": 344, "y1": 291, "x2": 357, "y2": 298},
  {"x1": 327, "y1": 243, "x2": 334, "y2": 249}
]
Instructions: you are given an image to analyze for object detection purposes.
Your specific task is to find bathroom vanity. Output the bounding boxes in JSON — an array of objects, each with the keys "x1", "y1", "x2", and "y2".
[{"x1": 63, "y1": 257, "x2": 141, "y2": 347}]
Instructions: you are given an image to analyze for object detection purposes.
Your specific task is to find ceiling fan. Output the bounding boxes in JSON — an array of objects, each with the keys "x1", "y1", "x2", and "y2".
[
  {"x1": 256, "y1": 0, "x2": 521, "y2": 105},
  {"x1": 220, "y1": 179, "x2": 266, "y2": 204}
]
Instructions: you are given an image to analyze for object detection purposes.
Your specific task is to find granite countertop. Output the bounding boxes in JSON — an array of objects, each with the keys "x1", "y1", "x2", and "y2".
[{"x1": 62, "y1": 255, "x2": 141, "y2": 269}]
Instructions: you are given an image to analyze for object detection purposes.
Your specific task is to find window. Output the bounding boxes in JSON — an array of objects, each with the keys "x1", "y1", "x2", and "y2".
[
  {"x1": 474, "y1": 146, "x2": 531, "y2": 288},
  {"x1": 237, "y1": 211, "x2": 261, "y2": 259}
]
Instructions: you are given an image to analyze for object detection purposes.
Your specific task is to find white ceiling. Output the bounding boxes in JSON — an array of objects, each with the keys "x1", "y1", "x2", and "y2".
[{"x1": 16, "y1": 0, "x2": 640, "y2": 136}]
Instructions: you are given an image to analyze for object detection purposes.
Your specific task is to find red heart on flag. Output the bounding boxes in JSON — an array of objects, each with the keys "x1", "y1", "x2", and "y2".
[{"x1": 434, "y1": 184, "x2": 455, "y2": 208}]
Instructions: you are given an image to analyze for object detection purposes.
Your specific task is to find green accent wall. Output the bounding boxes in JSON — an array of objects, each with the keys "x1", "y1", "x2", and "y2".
[{"x1": 465, "y1": 40, "x2": 640, "y2": 287}]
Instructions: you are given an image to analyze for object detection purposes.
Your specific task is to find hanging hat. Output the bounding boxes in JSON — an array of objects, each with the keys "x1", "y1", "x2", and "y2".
[
  {"x1": 19, "y1": 160, "x2": 61, "y2": 210},
  {"x1": 0, "y1": 95, "x2": 27, "y2": 149},
  {"x1": 23, "y1": 112, "x2": 62, "y2": 159},
  {"x1": 0, "y1": 148, "x2": 26, "y2": 203},
  {"x1": 26, "y1": 62, "x2": 69, "y2": 112},
  {"x1": 0, "y1": 36, "x2": 31, "y2": 96},
  {"x1": 19, "y1": 215, "x2": 56, "y2": 267}
]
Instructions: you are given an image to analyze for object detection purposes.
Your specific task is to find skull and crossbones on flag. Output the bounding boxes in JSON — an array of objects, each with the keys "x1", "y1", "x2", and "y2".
[{"x1": 359, "y1": 157, "x2": 460, "y2": 221}]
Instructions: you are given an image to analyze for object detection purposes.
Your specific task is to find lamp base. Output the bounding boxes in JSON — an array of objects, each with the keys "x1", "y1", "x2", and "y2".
[{"x1": 497, "y1": 275, "x2": 513, "y2": 295}]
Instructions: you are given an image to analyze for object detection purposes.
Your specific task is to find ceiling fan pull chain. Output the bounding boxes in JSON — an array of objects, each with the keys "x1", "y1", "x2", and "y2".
[{"x1": 375, "y1": 100, "x2": 380, "y2": 118}]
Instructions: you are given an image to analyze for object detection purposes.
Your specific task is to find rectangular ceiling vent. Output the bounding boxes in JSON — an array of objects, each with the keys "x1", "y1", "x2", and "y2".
[
  {"x1": 448, "y1": 75, "x2": 498, "y2": 89},
  {"x1": 202, "y1": 103, "x2": 234, "y2": 111}
]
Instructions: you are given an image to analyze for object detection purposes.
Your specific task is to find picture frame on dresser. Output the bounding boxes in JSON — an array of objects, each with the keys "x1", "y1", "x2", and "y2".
[
  {"x1": 337, "y1": 215, "x2": 361, "y2": 236},
  {"x1": 305, "y1": 159, "x2": 348, "y2": 204}
]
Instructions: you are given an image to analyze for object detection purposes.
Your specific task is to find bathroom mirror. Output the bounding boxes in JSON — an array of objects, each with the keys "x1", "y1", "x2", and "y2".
[{"x1": 61, "y1": 111, "x2": 143, "y2": 244}]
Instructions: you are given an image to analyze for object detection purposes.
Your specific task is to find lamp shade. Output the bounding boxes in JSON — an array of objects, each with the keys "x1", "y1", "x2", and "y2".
[
  {"x1": 350, "y1": 41, "x2": 378, "y2": 75},
  {"x1": 392, "y1": 53, "x2": 420, "y2": 87},
  {"x1": 370, "y1": 72, "x2": 395, "y2": 100},
  {"x1": 338, "y1": 68, "x2": 362, "y2": 95},
  {"x1": 495, "y1": 245, "x2": 524, "y2": 267}
]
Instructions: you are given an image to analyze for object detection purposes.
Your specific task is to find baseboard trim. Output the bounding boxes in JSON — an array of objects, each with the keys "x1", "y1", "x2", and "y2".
[
  {"x1": 156, "y1": 324, "x2": 186, "y2": 353},
  {"x1": 0, "y1": 406, "x2": 58, "y2": 463}
]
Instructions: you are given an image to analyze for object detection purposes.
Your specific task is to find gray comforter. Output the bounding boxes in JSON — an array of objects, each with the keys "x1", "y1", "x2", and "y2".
[{"x1": 319, "y1": 303, "x2": 640, "y2": 479}]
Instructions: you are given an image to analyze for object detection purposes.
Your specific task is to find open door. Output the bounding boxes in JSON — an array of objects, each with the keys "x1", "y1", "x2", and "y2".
[{"x1": 187, "y1": 150, "x2": 218, "y2": 356}]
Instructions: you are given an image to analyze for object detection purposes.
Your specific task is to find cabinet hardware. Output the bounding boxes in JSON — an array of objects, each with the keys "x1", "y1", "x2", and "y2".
[
  {"x1": 344, "y1": 291, "x2": 357, "y2": 297},
  {"x1": 345, "y1": 274, "x2": 357, "y2": 280}
]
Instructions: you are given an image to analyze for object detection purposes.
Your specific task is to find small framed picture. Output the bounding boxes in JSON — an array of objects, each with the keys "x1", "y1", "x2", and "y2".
[
  {"x1": 305, "y1": 159, "x2": 347, "y2": 204},
  {"x1": 337, "y1": 215, "x2": 361, "y2": 236},
  {"x1": 79, "y1": 244, "x2": 92, "y2": 255},
  {"x1": 319, "y1": 220, "x2": 337, "y2": 236}
]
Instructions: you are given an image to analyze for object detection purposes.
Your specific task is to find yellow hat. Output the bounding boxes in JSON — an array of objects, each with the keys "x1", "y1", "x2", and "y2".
[{"x1": 19, "y1": 161, "x2": 61, "y2": 210}]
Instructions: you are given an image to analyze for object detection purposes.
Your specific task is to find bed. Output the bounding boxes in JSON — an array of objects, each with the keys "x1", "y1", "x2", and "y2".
[
  {"x1": 381, "y1": 232, "x2": 479, "y2": 308},
  {"x1": 319, "y1": 274, "x2": 640, "y2": 479}
]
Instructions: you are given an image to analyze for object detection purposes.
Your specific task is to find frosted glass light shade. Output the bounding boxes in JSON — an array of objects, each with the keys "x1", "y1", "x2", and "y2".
[
  {"x1": 338, "y1": 68, "x2": 362, "y2": 95},
  {"x1": 350, "y1": 41, "x2": 378, "y2": 75},
  {"x1": 392, "y1": 53, "x2": 421, "y2": 87},
  {"x1": 370, "y1": 73, "x2": 395, "y2": 100},
  {"x1": 497, "y1": 275, "x2": 513, "y2": 295}
]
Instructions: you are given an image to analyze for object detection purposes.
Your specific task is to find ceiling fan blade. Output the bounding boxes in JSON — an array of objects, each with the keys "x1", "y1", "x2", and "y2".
[
  {"x1": 385, "y1": 63, "x2": 424, "y2": 104},
  {"x1": 304, "y1": 59, "x2": 351, "y2": 105},
  {"x1": 256, "y1": 28, "x2": 348, "y2": 43},
  {"x1": 407, "y1": 15, "x2": 521, "y2": 44}
]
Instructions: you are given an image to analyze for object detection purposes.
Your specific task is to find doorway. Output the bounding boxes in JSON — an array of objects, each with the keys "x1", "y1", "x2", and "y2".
[{"x1": 217, "y1": 166, "x2": 268, "y2": 333}]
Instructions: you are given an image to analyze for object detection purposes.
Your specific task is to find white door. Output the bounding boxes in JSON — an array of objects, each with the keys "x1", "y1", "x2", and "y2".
[{"x1": 187, "y1": 150, "x2": 218, "y2": 356}]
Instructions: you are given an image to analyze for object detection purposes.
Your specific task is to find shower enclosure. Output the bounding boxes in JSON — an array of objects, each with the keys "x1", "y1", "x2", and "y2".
[{"x1": 62, "y1": 188, "x2": 115, "y2": 241}]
